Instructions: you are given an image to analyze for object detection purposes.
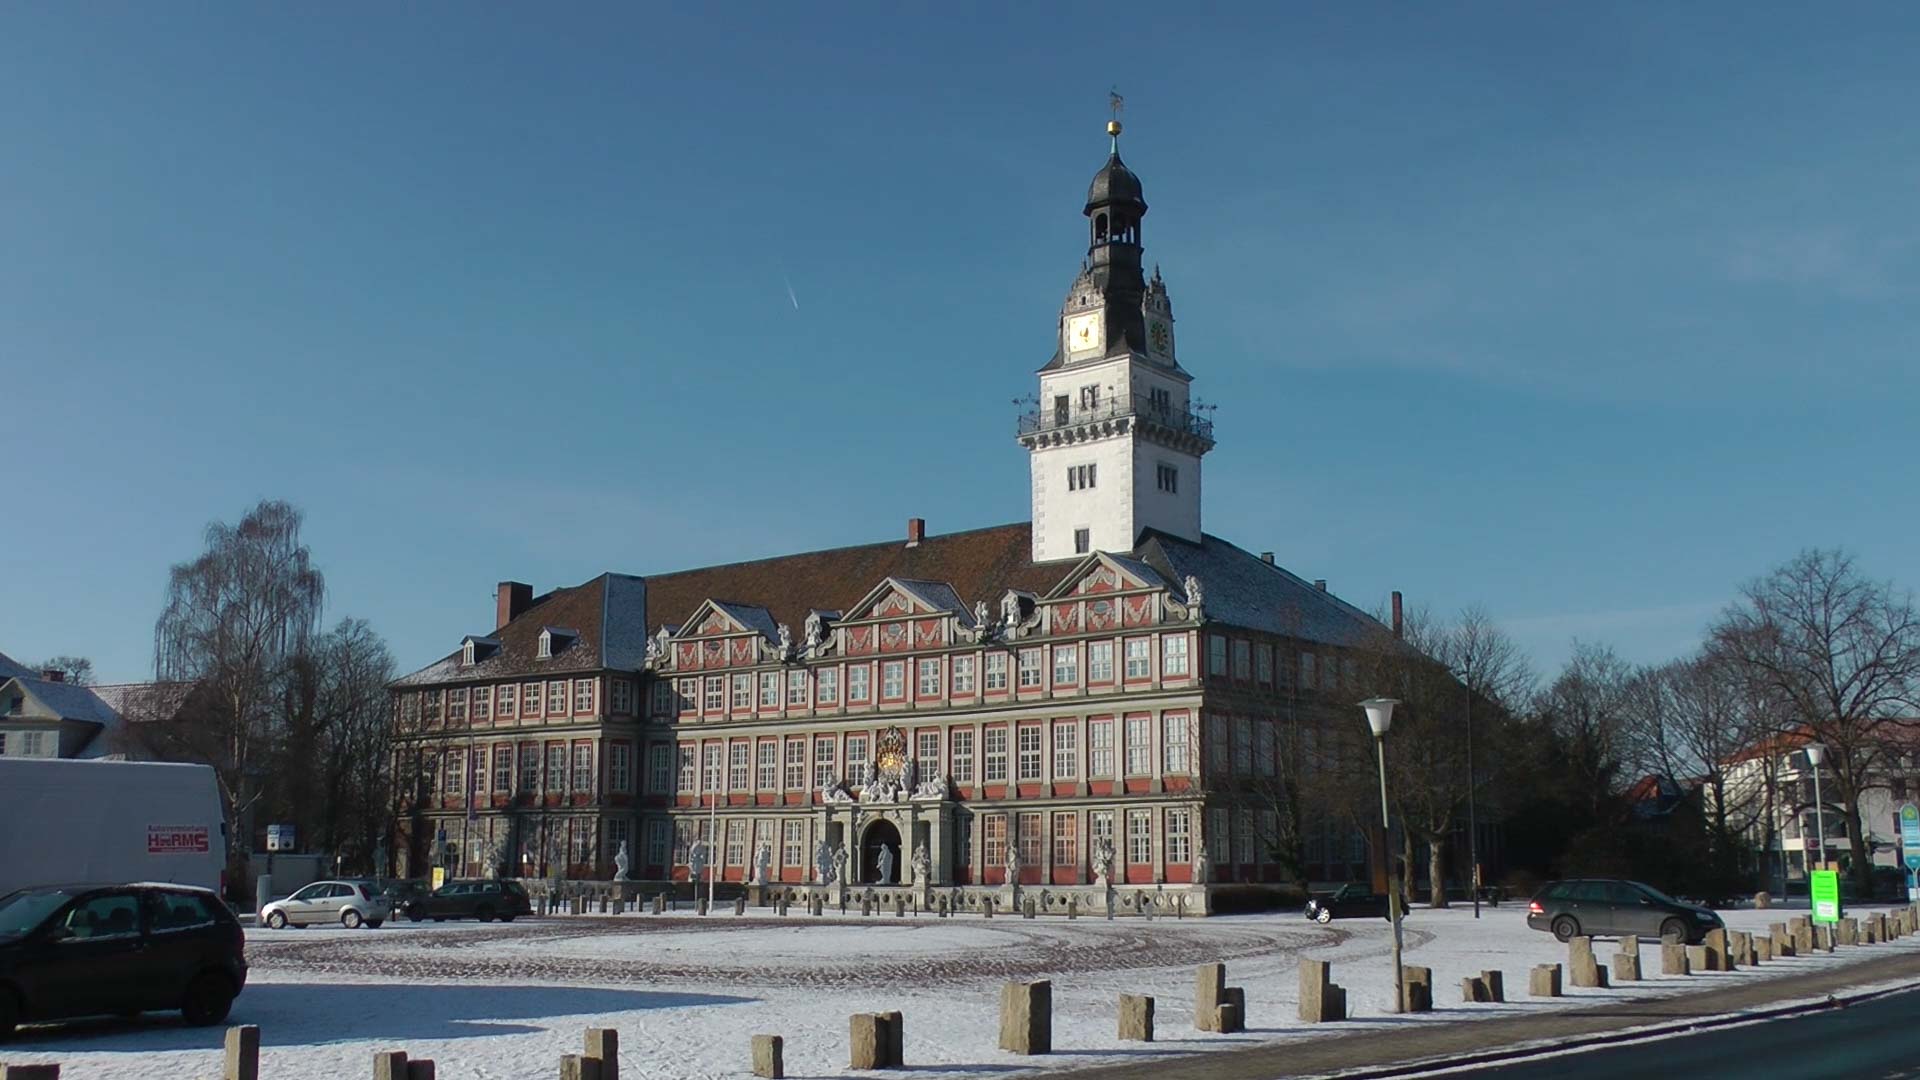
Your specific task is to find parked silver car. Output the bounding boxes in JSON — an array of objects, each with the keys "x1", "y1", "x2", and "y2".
[{"x1": 260, "y1": 880, "x2": 391, "y2": 929}]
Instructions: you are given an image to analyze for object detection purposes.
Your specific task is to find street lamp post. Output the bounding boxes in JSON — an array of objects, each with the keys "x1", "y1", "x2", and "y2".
[
  {"x1": 1361, "y1": 697, "x2": 1405, "y2": 1014},
  {"x1": 1457, "y1": 665, "x2": 1480, "y2": 919},
  {"x1": 1805, "y1": 742, "x2": 1828, "y2": 875}
]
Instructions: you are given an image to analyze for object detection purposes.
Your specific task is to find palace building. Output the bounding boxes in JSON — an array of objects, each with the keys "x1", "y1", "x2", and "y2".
[{"x1": 389, "y1": 121, "x2": 1400, "y2": 910}]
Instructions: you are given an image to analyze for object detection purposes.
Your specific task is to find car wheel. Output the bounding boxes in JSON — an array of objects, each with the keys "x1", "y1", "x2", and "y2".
[
  {"x1": 1314, "y1": 908, "x2": 1333, "y2": 924},
  {"x1": 475, "y1": 905, "x2": 495, "y2": 923},
  {"x1": 266, "y1": 911, "x2": 288, "y2": 930},
  {"x1": 1660, "y1": 917, "x2": 1689, "y2": 944},
  {"x1": 1551, "y1": 915, "x2": 1580, "y2": 942},
  {"x1": 180, "y1": 973, "x2": 235, "y2": 1027},
  {"x1": 341, "y1": 909, "x2": 364, "y2": 930},
  {"x1": 499, "y1": 914, "x2": 515, "y2": 923}
]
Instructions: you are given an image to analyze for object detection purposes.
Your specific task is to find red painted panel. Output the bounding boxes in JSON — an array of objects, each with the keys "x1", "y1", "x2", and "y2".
[
  {"x1": 1124, "y1": 778, "x2": 1150, "y2": 795},
  {"x1": 676, "y1": 796, "x2": 693, "y2": 808},
  {"x1": 1020, "y1": 867, "x2": 1043, "y2": 886},
  {"x1": 784, "y1": 792, "x2": 806, "y2": 806},
  {"x1": 1165, "y1": 864, "x2": 1192, "y2": 884},
  {"x1": 1090, "y1": 780, "x2": 1114, "y2": 797},
  {"x1": 728, "y1": 794, "x2": 750, "y2": 807},
  {"x1": 1052, "y1": 782, "x2": 1076, "y2": 798},
  {"x1": 983, "y1": 784, "x2": 1008, "y2": 799},
  {"x1": 984, "y1": 867, "x2": 1004, "y2": 886},
  {"x1": 1165, "y1": 776, "x2": 1193, "y2": 794},
  {"x1": 756, "y1": 793, "x2": 776, "y2": 806},
  {"x1": 1017, "y1": 783, "x2": 1043, "y2": 799},
  {"x1": 1051, "y1": 867, "x2": 1078, "y2": 886}
]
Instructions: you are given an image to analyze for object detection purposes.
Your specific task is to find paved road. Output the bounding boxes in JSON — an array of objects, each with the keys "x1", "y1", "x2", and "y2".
[{"x1": 1469, "y1": 985, "x2": 1920, "y2": 1080}]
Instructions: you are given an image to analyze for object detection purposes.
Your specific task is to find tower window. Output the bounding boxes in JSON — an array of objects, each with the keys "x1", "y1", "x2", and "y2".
[
  {"x1": 1068, "y1": 464, "x2": 1097, "y2": 491},
  {"x1": 1149, "y1": 387, "x2": 1172, "y2": 416},
  {"x1": 1079, "y1": 385, "x2": 1100, "y2": 411},
  {"x1": 1074, "y1": 528, "x2": 1091, "y2": 555},
  {"x1": 1054, "y1": 395, "x2": 1070, "y2": 426},
  {"x1": 1157, "y1": 464, "x2": 1179, "y2": 493}
]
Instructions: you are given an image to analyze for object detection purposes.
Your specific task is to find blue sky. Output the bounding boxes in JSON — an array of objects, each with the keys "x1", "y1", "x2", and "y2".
[{"x1": 4, "y1": 3, "x2": 1915, "y2": 685}]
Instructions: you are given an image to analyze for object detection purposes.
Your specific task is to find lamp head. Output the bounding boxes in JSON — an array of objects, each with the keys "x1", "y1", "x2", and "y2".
[
  {"x1": 1804, "y1": 742, "x2": 1827, "y2": 767},
  {"x1": 1360, "y1": 698, "x2": 1401, "y2": 738}
]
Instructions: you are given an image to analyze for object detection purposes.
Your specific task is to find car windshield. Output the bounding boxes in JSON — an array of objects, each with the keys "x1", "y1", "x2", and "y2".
[
  {"x1": 0, "y1": 887, "x2": 82, "y2": 935},
  {"x1": 1631, "y1": 881, "x2": 1684, "y2": 906}
]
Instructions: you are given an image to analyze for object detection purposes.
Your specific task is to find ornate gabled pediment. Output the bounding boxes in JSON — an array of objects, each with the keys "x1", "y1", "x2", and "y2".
[
  {"x1": 676, "y1": 599, "x2": 778, "y2": 642},
  {"x1": 1044, "y1": 552, "x2": 1166, "y2": 600},
  {"x1": 843, "y1": 577, "x2": 964, "y2": 622}
]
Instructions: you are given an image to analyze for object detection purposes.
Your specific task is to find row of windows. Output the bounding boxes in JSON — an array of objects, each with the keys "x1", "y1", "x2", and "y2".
[
  {"x1": 674, "y1": 713, "x2": 1194, "y2": 795},
  {"x1": 423, "y1": 740, "x2": 637, "y2": 798},
  {"x1": 405, "y1": 677, "x2": 630, "y2": 727},
  {"x1": 1205, "y1": 634, "x2": 1357, "y2": 693},
  {"x1": 672, "y1": 638, "x2": 1192, "y2": 718}
]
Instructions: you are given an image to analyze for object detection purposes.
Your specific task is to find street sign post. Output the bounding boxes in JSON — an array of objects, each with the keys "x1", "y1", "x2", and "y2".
[{"x1": 1810, "y1": 869, "x2": 1842, "y2": 925}]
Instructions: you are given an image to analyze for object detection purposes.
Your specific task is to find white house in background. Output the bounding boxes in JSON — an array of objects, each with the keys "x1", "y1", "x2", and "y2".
[
  {"x1": 1720, "y1": 724, "x2": 1920, "y2": 881},
  {"x1": 0, "y1": 650, "x2": 128, "y2": 759}
]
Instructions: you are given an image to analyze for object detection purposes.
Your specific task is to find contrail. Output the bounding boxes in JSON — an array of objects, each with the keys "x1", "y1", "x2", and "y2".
[{"x1": 785, "y1": 276, "x2": 800, "y2": 311}]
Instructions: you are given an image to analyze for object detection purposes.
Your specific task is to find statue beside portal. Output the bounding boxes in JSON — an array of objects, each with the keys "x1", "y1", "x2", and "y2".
[
  {"x1": 687, "y1": 839, "x2": 711, "y2": 883},
  {"x1": 1192, "y1": 846, "x2": 1212, "y2": 885},
  {"x1": 752, "y1": 840, "x2": 773, "y2": 885},
  {"x1": 1091, "y1": 838, "x2": 1116, "y2": 888},
  {"x1": 1004, "y1": 842, "x2": 1021, "y2": 884},
  {"x1": 910, "y1": 844, "x2": 930, "y2": 887},
  {"x1": 814, "y1": 840, "x2": 835, "y2": 884},
  {"x1": 876, "y1": 844, "x2": 895, "y2": 885},
  {"x1": 831, "y1": 844, "x2": 849, "y2": 886},
  {"x1": 613, "y1": 841, "x2": 631, "y2": 882}
]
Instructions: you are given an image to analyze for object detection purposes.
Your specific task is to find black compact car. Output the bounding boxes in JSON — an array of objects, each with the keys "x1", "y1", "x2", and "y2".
[
  {"x1": 405, "y1": 879, "x2": 533, "y2": 923},
  {"x1": 1304, "y1": 883, "x2": 1393, "y2": 923},
  {"x1": 379, "y1": 879, "x2": 431, "y2": 910},
  {"x1": 0, "y1": 883, "x2": 248, "y2": 1038},
  {"x1": 1527, "y1": 878, "x2": 1724, "y2": 944}
]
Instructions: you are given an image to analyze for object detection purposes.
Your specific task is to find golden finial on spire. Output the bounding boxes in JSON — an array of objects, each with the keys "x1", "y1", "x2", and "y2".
[{"x1": 1107, "y1": 89, "x2": 1124, "y2": 149}]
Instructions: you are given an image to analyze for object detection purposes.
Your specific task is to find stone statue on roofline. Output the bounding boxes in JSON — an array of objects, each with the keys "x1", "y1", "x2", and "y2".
[
  {"x1": 1183, "y1": 575, "x2": 1205, "y2": 620},
  {"x1": 804, "y1": 610, "x2": 828, "y2": 654},
  {"x1": 1001, "y1": 591, "x2": 1024, "y2": 635},
  {"x1": 646, "y1": 626, "x2": 673, "y2": 669},
  {"x1": 776, "y1": 623, "x2": 794, "y2": 660}
]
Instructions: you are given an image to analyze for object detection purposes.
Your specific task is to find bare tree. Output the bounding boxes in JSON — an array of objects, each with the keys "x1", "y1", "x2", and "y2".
[
  {"x1": 1534, "y1": 641, "x2": 1637, "y2": 819},
  {"x1": 151, "y1": 500, "x2": 326, "y2": 883},
  {"x1": 33, "y1": 655, "x2": 94, "y2": 685},
  {"x1": 1713, "y1": 549, "x2": 1920, "y2": 890}
]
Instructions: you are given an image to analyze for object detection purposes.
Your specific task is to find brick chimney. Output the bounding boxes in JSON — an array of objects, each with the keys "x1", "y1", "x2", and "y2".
[
  {"x1": 41, "y1": 668, "x2": 64, "y2": 683},
  {"x1": 1391, "y1": 591, "x2": 1404, "y2": 638},
  {"x1": 1259, "y1": 552, "x2": 1275, "y2": 565},
  {"x1": 1313, "y1": 579, "x2": 1327, "y2": 592},
  {"x1": 906, "y1": 517, "x2": 926, "y2": 548},
  {"x1": 496, "y1": 581, "x2": 533, "y2": 630}
]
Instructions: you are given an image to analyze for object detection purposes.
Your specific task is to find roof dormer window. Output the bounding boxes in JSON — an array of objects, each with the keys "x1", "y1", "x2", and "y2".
[
  {"x1": 461, "y1": 635, "x2": 501, "y2": 667},
  {"x1": 537, "y1": 627, "x2": 578, "y2": 660},
  {"x1": 462, "y1": 641, "x2": 476, "y2": 667}
]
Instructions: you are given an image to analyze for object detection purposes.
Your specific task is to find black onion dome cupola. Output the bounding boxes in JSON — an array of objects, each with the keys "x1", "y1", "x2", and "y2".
[{"x1": 1078, "y1": 116, "x2": 1150, "y2": 355}]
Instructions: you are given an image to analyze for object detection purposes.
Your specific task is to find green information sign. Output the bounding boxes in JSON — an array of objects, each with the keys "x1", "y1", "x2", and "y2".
[{"x1": 1810, "y1": 869, "x2": 1842, "y2": 925}]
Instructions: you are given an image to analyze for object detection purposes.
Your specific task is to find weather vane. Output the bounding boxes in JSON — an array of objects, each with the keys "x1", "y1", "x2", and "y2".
[{"x1": 1108, "y1": 89, "x2": 1125, "y2": 149}]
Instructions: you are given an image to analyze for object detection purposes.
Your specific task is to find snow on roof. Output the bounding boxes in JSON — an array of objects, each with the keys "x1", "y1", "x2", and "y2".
[{"x1": 1139, "y1": 531, "x2": 1394, "y2": 648}]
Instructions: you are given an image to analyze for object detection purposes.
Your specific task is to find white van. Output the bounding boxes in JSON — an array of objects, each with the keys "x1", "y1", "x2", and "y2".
[{"x1": 0, "y1": 758, "x2": 225, "y2": 898}]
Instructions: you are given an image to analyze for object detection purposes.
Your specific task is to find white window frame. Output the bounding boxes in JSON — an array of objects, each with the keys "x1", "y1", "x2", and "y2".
[
  {"x1": 760, "y1": 672, "x2": 781, "y2": 708},
  {"x1": 1089, "y1": 718, "x2": 1114, "y2": 778},
  {"x1": 1124, "y1": 638, "x2": 1152, "y2": 679},
  {"x1": 787, "y1": 669, "x2": 809, "y2": 706},
  {"x1": 757, "y1": 740, "x2": 778, "y2": 789},
  {"x1": 882, "y1": 661, "x2": 905, "y2": 699},
  {"x1": 1163, "y1": 713, "x2": 1191, "y2": 773},
  {"x1": 951, "y1": 728, "x2": 974, "y2": 783},
  {"x1": 1017, "y1": 724, "x2": 1043, "y2": 782},
  {"x1": 1017, "y1": 649, "x2": 1043, "y2": 689},
  {"x1": 951, "y1": 655, "x2": 976, "y2": 694},
  {"x1": 1052, "y1": 721, "x2": 1078, "y2": 780},
  {"x1": 816, "y1": 667, "x2": 839, "y2": 704},
  {"x1": 1052, "y1": 644, "x2": 1078, "y2": 685},
  {"x1": 1163, "y1": 635, "x2": 1190, "y2": 677},
  {"x1": 985, "y1": 653, "x2": 1010, "y2": 691},
  {"x1": 983, "y1": 727, "x2": 1009, "y2": 783},
  {"x1": 917, "y1": 658, "x2": 941, "y2": 696},
  {"x1": 1088, "y1": 641, "x2": 1113, "y2": 682}
]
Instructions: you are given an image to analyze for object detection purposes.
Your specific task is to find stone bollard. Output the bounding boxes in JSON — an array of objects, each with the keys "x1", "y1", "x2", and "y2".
[
  {"x1": 1816, "y1": 926, "x2": 1835, "y2": 952},
  {"x1": 1195, "y1": 962, "x2": 1225, "y2": 1032},
  {"x1": 1568, "y1": 937, "x2": 1608, "y2": 988},
  {"x1": 576, "y1": 896, "x2": 587, "y2": 916},
  {"x1": 1461, "y1": 975, "x2": 1493, "y2": 1003},
  {"x1": 1069, "y1": 896, "x2": 1079, "y2": 919},
  {"x1": 612, "y1": 898, "x2": 624, "y2": 916},
  {"x1": 1402, "y1": 966, "x2": 1433, "y2": 1012},
  {"x1": 999, "y1": 980, "x2": 1052, "y2": 1055},
  {"x1": 585, "y1": 1027, "x2": 619, "y2": 1080},
  {"x1": 224, "y1": 1024, "x2": 261, "y2": 1080},
  {"x1": 984, "y1": 896, "x2": 995, "y2": 918},
  {"x1": 1662, "y1": 938, "x2": 1690, "y2": 975},
  {"x1": 1221, "y1": 987, "x2": 1247, "y2": 1033},
  {"x1": 1298, "y1": 958, "x2": 1347, "y2": 1022},
  {"x1": 895, "y1": 895, "x2": 907, "y2": 917},
  {"x1": 878, "y1": 1011, "x2": 904, "y2": 1067},
  {"x1": 1732, "y1": 931, "x2": 1755, "y2": 966},
  {"x1": 1839, "y1": 918, "x2": 1858, "y2": 946},
  {"x1": 1704, "y1": 928, "x2": 1730, "y2": 970},
  {"x1": 654, "y1": 894, "x2": 666, "y2": 915},
  {"x1": 599, "y1": 896, "x2": 609, "y2": 915},
  {"x1": 1480, "y1": 970, "x2": 1506, "y2": 1002},
  {"x1": 1529, "y1": 963, "x2": 1563, "y2": 998},
  {"x1": 751, "y1": 1034, "x2": 785, "y2": 1079},
  {"x1": 1614, "y1": 951, "x2": 1641, "y2": 981},
  {"x1": 735, "y1": 896, "x2": 747, "y2": 917},
  {"x1": 1754, "y1": 890, "x2": 1772, "y2": 909},
  {"x1": 1687, "y1": 945, "x2": 1710, "y2": 971},
  {"x1": 1024, "y1": 897, "x2": 1037, "y2": 919},
  {"x1": 860, "y1": 895, "x2": 872, "y2": 917},
  {"x1": 1757, "y1": 935, "x2": 1774, "y2": 961},
  {"x1": 559, "y1": 1054, "x2": 601, "y2": 1080},
  {"x1": 1794, "y1": 921, "x2": 1813, "y2": 955},
  {"x1": 4, "y1": 1068, "x2": 62, "y2": 1080},
  {"x1": 1119, "y1": 993, "x2": 1155, "y2": 1041},
  {"x1": 373, "y1": 1052, "x2": 411, "y2": 1080},
  {"x1": 408, "y1": 1064, "x2": 435, "y2": 1080},
  {"x1": 696, "y1": 898, "x2": 708, "y2": 917},
  {"x1": 849, "y1": 1014, "x2": 885, "y2": 1070}
]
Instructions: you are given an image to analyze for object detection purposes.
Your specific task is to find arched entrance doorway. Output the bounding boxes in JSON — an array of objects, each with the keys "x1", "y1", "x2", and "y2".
[{"x1": 861, "y1": 820, "x2": 902, "y2": 884}]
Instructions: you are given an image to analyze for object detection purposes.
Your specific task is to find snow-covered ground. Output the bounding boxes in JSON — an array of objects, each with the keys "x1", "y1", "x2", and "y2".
[{"x1": 5, "y1": 903, "x2": 1915, "y2": 1079}]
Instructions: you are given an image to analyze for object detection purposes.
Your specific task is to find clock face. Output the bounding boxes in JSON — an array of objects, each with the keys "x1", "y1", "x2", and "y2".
[
  {"x1": 1148, "y1": 320, "x2": 1170, "y2": 354},
  {"x1": 1067, "y1": 312, "x2": 1104, "y2": 354}
]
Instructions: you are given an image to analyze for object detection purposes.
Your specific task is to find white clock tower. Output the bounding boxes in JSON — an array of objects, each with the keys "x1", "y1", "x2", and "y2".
[{"x1": 1019, "y1": 119, "x2": 1214, "y2": 562}]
